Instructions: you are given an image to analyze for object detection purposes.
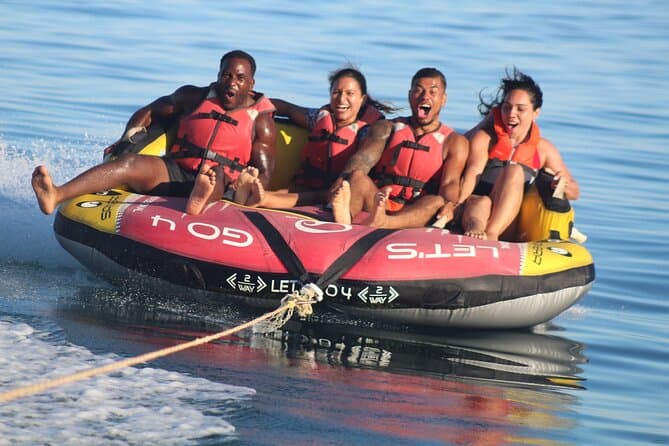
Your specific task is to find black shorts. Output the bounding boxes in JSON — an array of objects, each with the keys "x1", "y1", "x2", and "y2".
[
  {"x1": 473, "y1": 162, "x2": 536, "y2": 197},
  {"x1": 149, "y1": 157, "x2": 197, "y2": 197},
  {"x1": 153, "y1": 157, "x2": 235, "y2": 199}
]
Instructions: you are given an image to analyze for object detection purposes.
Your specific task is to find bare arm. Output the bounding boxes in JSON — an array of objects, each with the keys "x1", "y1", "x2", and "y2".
[
  {"x1": 327, "y1": 119, "x2": 393, "y2": 197},
  {"x1": 458, "y1": 129, "x2": 491, "y2": 204},
  {"x1": 122, "y1": 85, "x2": 204, "y2": 139},
  {"x1": 270, "y1": 98, "x2": 310, "y2": 129},
  {"x1": 539, "y1": 138, "x2": 580, "y2": 200},
  {"x1": 342, "y1": 120, "x2": 393, "y2": 175},
  {"x1": 440, "y1": 132, "x2": 469, "y2": 203},
  {"x1": 251, "y1": 111, "x2": 278, "y2": 188},
  {"x1": 435, "y1": 132, "x2": 469, "y2": 222}
]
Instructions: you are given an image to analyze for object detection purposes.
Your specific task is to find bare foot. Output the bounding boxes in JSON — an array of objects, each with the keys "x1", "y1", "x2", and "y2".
[
  {"x1": 463, "y1": 218, "x2": 488, "y2": 240},
  {"x1": 484, "y1": 230, "x2": 500, "y2": 241},
  {"x1": 232, "y1": 166, "x2": 259, "y2": 205},
  {"x1": 362, "y1": 187, "x2": 391, "y2": 228},
  {"x1": 186, "y1": 168, "x2": 217, "y2": 215},
  {"x1": 245, "y1": 178, "x2": 268, "y2": 208},
  {"x1": 32, "y1": 165, "x2": 59, "y2": 215},
  {"x1": 331, "y1": 180, "x2": 351, "y2": 224}
]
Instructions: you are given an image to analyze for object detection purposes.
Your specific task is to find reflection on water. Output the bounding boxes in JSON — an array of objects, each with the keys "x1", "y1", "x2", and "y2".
[
  {"x1": 256, "y1": 316, "x2": 587, "y2": 391},
  {"x1": 58, "y1": 287, "x2": 587, "y2": 391},
  {"x1": 50, "y1": 287, "x2": 588, "y2": 444}
]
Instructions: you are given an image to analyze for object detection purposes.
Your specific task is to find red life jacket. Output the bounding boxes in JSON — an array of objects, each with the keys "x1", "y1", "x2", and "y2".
[
  {"x1": 372, "y1": 117, "x2": 453, "y2": 203},
  {"x1": 489, "y1": 106, "x2": 541, "y2": 170},
  {"x1": 169, "y1": 87, "x2": 275, "y2": 180},
  {"x1": 297, "y1": 104, "x2": 384, "y2": 189}
]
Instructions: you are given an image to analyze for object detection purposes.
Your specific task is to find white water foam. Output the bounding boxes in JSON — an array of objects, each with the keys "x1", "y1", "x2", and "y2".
[
  {"x1": 0, "y1": 134, "x2": 107, "y2": 268},
  {"x1": 0, "y1": 317, "x2": 255, "y2": 445}
]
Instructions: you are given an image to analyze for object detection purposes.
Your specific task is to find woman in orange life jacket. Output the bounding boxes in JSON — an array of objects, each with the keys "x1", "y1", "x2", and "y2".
[
  {"x1": 459, "y1": 68, "x2": 580, "y2": 241},
  {"x1": 240, "y1": 66, "x2": 396, "y2": 209}
]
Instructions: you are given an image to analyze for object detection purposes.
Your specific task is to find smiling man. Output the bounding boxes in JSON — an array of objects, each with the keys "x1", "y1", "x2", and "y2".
[
  {"x1": 31, "y1": 49, "x2": 276, "y2": 215},
  {"x1": 330, "y1": 67, "x2": 468, "y2": 229}
]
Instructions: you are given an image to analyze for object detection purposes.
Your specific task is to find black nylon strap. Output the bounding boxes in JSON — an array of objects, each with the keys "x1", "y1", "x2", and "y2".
[
  {"x1": 389, "y1": 140, "x2": 430, "y2": 165},
  {"x1": 244, "y1": 212, "x2": 310, "y2": 283},
  {"x1": 192, "y1": 110, "x2": 239, "y2": 126},
  {"x1": 170, "y1": 138, "x2": 247, "y2": 173},
  {"x1": 314, "y1": 227, "x2": 393, "y2": 288},
  {"x1": 243, "y1": 211, "x2": 393, "y2": 289},
  {"x1": 401, "y1": 140, "x2": 430, "y2": 151},
  {"x1": 373, "y1": 172, "x2": 426, "y2": 190},
  {"x1": 308, "y1": 129, "x2": 349, "y2": 145}
]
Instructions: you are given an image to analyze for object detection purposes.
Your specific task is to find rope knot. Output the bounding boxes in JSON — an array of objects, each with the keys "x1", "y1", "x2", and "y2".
[
  {"x1": 252, "y1": 283, "x2": 324, "y2": 334},
  {"x1": 281, "y1": 282, "x2": 323, "y2": 318}
]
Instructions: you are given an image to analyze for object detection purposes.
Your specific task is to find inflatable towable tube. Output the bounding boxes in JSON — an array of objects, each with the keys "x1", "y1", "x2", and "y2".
[{"x1": 53, "y1": 118, "x2": 595, "y2": 329}]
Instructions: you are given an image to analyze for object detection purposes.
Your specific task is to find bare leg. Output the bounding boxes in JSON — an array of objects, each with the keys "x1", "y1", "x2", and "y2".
[
  {"x1": 462, "y1": 195, "x2": 492, "y2": 240},
  {"x1": 185, "y1": 167, "x2": 218, "y2": 215},
  {"x1": 369, "y1": 194, "x2": 445, "y2": 229},
  {"x1": 347, "y1": 169, "x2": 382, "y2": 219},
  {"x1": 331, "y1": 180, "x2": 352, "y2": 224},
  {"x1": 245, "y1": 181, "x2": 324, "y2": 209},
  {"x1": 485, "y1": 165, "x2": 526, "y2": 241},
  {"x1": 232, "y1": 167, "x2": 259, "y2": 205},
  {"x1": 31, "y1": 154, "x2": 171, "y2": 215},
  {"x1": 361, "y1": 187, "x2": 390, "y2": 228}
]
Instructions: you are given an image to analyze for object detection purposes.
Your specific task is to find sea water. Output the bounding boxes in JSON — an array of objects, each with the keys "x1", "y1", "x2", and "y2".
[{"x1": 1, "y1": 1, "x2": 668, "y2": 444}]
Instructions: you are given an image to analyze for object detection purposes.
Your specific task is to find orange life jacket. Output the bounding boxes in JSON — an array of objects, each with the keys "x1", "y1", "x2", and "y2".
[
  {"x1": 169, "y1": 87, "x2": 275, "y2": 180},
  {"x1": 489, "y1": 106, "x2": 541, "y2": 170}
]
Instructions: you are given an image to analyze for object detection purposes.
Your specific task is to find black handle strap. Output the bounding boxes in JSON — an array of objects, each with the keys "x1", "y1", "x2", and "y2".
[
  {"x1": 314, "y1": 228, "x2": 392, "y2": 288},
  {"x1": 243, "y1": 211, "x2": 392, "y2": 290}
]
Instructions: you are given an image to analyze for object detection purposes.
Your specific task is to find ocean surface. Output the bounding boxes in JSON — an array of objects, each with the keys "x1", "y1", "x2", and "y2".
[{"x1": 1, "y1": 1, "x2": 668, "y2": 444}]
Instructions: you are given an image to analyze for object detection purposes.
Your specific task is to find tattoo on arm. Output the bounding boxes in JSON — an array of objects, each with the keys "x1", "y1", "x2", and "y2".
[{"x1": 342, "y1": 120, "x2": 391, "y2": 174}]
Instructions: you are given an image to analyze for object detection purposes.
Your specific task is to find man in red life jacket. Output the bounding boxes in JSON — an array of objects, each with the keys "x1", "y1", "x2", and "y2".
[
  {"x1": 330, "y1": 67, "x2": 469, "y2": 229},
  {"x1": 31, "y1": 50, "x2": 276, "y2": 215}
]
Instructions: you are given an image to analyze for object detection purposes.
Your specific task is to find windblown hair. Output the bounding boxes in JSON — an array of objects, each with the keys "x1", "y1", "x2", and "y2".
[{"x1": 478, "y1": 67, "x2": 543, "y2": 116}]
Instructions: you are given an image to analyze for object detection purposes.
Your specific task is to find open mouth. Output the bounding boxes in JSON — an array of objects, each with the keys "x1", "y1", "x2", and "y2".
[{"x1": 417, "y1": 104, "x2": 431, "y2": 119}]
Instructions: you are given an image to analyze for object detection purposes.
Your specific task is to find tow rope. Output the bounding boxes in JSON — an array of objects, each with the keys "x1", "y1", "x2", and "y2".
[
  {"x1": 0, "y1": 293, "x2": 316, "y2": 403},
  {"x1": 1, "y1": 213, "x2": 391, "y2": 403}
]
